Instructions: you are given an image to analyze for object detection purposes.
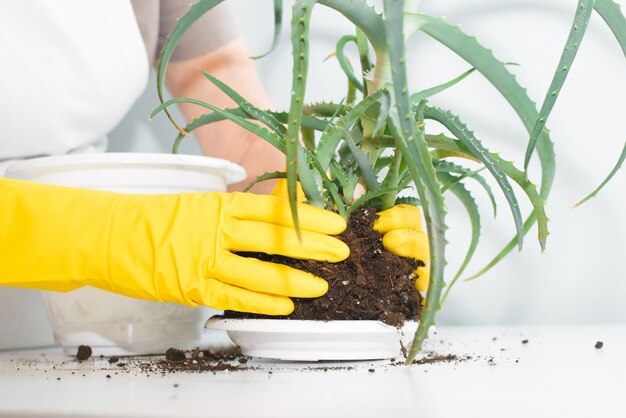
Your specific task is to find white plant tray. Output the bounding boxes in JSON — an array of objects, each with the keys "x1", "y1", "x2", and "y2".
[{"x1": 205, "y1": 318, "x2": 418, "y2": 361}]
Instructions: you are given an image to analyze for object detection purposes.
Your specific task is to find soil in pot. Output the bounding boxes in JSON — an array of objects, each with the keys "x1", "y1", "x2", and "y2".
[{"x1": 226, "y1": 208, "x2": 424, "y2": 326}]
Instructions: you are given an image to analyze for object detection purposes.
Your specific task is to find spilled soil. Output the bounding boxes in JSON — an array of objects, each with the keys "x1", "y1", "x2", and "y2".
[
  {"x1": 226, "y1": 208, "x2": 424, "y2": 326},
  {"x1": 118, "y1": 347, "x2": 473, "y2": 375},
  {"x1": 139, "y1": 347, "x2": 251, "y2": 374}
]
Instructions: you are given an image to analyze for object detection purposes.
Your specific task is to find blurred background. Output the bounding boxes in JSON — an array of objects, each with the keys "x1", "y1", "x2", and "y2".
[{"x1": 5, "y1": 0, "x2": 625, "y2": 349}]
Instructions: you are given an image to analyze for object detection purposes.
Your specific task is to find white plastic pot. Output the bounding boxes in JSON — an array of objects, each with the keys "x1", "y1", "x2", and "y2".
[
  {"x1": 6, "y1": 153, "x2": 246, "y2": 356},
  {"x1": 206, "y1": 318, "x2": 419, "y2": 361}
]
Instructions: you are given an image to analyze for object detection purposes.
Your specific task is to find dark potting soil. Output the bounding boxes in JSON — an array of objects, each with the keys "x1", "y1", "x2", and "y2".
[
  {"x1": 76, "y1": 345, "x2": 92, "y2": 361},
  {"x1": 226, "y1": 208, "x2": 424, "y2": 326},
  {"x1": 410, "y1": 353, "x2": 470, "y2": 365},
  {"x1": 120, "y1": 347, "x2": 472, "y2": 374},
  {"x1": 138, "y1": 347, "x2": 253, "y2": 374},
  {"x1": 164, "y1": 348, "x2": 186, "y2": 362}
]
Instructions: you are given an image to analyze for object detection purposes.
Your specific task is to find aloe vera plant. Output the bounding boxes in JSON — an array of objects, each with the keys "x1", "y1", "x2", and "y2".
[{"x1": 153, "y1": 0, "x2": 626, "y2": 363}]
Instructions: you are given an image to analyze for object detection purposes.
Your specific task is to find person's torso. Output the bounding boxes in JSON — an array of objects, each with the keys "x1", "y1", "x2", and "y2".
[{"x1": 0, "y1": 0, "x2": 149, "y2": 175}]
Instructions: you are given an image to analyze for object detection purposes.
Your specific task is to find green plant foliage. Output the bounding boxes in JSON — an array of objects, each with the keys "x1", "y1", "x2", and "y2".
[
  {"x1": 575, "y1": 141, "x2": 626, "y2": 207},
  {"x1": 384, "y1": 1, "x2": 450, "y2": 362},
  {"x1": 424, "y1": 106, "x2": 525, "y2": 250},
  {"x1": 435, "y1": 171, "x2": 481, "y2": 305},
  {"x1": 435, "y1": 160, "x2": 496, "y2": 218},
  {"x1": 406, "y1": 12, "x2": 558, "y2": 278},
  {"x1": 594, "y1": 0, "x2": 626, "y2": 56},
  {"x1": 334, "y1": 35, "x2": 365, "y2": 92},
  {"x1": 252, "y1": 0, "x2": 283, "y2": 59},
  {"x1": 155, "y1": 0, "x2": 625, "y2": 365},
  {"x1": 156, "y1": 0, "x2": 225, "y2": 133},
  {"x1": 524, "y1": 0, "x2": 594, "y2": 173},
  {"x1": 284, "y1": 0, "x2": 316, "y2": 236},
  {"x1": 410, "y1": 67, "x2": 476, "y2": 103}
]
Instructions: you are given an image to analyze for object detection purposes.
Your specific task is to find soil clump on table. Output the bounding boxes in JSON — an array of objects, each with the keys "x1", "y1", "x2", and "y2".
[
  {"x1": 226, "y1": 208, "x2": 424, "y2": 326},
  {"x1": 76, "y1": 345, "x2": 92, "y2": 361}
]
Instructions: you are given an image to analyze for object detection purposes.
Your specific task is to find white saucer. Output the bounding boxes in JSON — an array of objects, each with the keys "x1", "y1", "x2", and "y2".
[{"x1": 205, "y1": 318, "x2": 418, "y2": 361}]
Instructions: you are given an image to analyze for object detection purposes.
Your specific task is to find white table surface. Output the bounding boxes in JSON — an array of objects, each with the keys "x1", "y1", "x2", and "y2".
[{"x1": 0, "y1": 325, "x2": 624, "y2": 418}]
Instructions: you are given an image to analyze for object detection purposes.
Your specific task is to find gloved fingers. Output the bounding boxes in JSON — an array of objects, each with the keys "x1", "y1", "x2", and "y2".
[
  {"x1": 415, "y1": 264, "x2": 430, "y2": 293},
  {"x1": 227, "y1": 220, "x2": 349, "y2": 262},
  {"x1": 382, "y1": 228, "x2": 430, "y2": 293},
  {"x1": 373, "y1": 204, "x2": 424, "y2": 234},
  {"x1": 228, "y1": 193, "x2": 347, "y2": 235},
  {"x1": 200, "y1": 278, "x2": 295, "y2": 315},
  {"x1": 271, "y1": 179, "x2": 306, "y2": 202},
  {"x1": 381, "y1": 228, "x2": 430, "y2": 260},
  {"x1": 210, "y1": 252, "x2": 329, "y2": 298}
]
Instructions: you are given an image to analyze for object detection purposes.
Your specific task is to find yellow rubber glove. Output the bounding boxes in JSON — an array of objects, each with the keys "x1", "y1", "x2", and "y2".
[
  {"x1": 0, "y1": 178, "x2": 349, "y2": 315},
  {"x1": 271, "y1": 178, "x2": 306, "y2": 202},
  {"x1": 373, "y1": 204, "x2": 430, "y2": 292}
]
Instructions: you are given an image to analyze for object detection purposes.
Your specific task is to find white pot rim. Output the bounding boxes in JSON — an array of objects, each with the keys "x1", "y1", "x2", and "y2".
[
  {"x1": 6, "y1": 152, "x2": 247, "y2": 185},
  {"x1": 206, "y1": 317, "x2": 414, "y2": 333}
]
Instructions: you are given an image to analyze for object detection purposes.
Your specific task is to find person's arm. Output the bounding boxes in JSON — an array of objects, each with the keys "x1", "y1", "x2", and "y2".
[
  {"x1": 0, "y1": 178, "x2": 348, "y2": 313},
  {"x1": 165, "y1": 37, "x2": 284, "y2": 195}
]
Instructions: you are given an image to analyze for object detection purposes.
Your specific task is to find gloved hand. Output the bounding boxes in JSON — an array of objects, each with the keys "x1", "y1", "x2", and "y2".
[
  {"x1": 373, "y1": 204, "x2": 430, "y2": 292},
  {"x1": 271, "y1": 180, "x2": 430, "y2": 291},
  {"x1": 0, "y1": 178, "x2": 349, "y2": 315}
]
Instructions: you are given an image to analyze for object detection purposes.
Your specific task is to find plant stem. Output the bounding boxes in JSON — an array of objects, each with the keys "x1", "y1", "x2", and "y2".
[{"x1": 371, "y1": 49, "x2": 391, "y2": 91}]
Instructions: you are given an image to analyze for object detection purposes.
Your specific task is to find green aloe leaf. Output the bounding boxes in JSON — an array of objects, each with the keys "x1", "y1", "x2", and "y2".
[
  {"x1": 579, "y1": 0, "x2": 626, "y2": 201},
  {"x1": 466, "y1": 155, "x2": 549, "y2": 280},
  {"x1": 303, "y1": 101, "x2": 351, "y2": 117},
  {"x1": 439, "y1": 165, "x2": 485, "y2": 193},
  {"x1": 425, "y1": 133, "x2": 479, "y2": 162},
  {"x1": 575, "y1": 141, "x2": 626, "y2": 207},
  {"x1": 436, "y1": 172, "x2": 481, "y2": 304},
  {"x1": 169, "y1": 107, "x2": 245, "y2": 153},
  {"x1": 410, "y1": 67, "x2": 476, "y2": 103},
  {"x1": 285, "y1": 0, "x2": 316, "y2": 237},
  {"x1": 395, "y1": 196, "x2": 421, "y2": 206},
  {"x1": 156, "y1": 0, "x2": 225, "y2": 133},
  {"x1": 198, "y1": 69, "x2": 324, "y2": 206},
  {"x1": 243, "y1": 171, "x2": 286, "y2": 192},
  {"x1": 343, "y1": 132, "x2": 380, "y2": 191},
  {"x1": 297, "y1": 147, "x2": 325, "y2": 208},
  {"x1": 594, "y1": 0, "x2": 626, "y2": 56},
  {"x1": 355, "y1": 28, "x2": 374, "y2": 93},
  {"x1": 524, "y1": 0, "x2": 594, "y2": 172},
  {"x1": 301, "y1": 126, "x2": 316, "y2": 151},
  {"x1": 169, "y1": 109, "x2": 328, "y2": 153},
  {"x1": 380, "y1": 149, "x2": 403, "y2": 209},
  {"x1": 199, "y1": 70, "x2": 286, "y2": 135},
  {"x1": 306, "y1": 156, "x2": 347, "y2": 214},
  {"x1": 435, "y1": 160, "x2": 497, "y2": 217},
  {"x1": 344, "y1": 187, "x2": 400, "y2": 218},
  {"x1": 318, "y1": 0, "x2": 386, "y2": 52},
  {"x1": 373, "y1": 92, "x2": 391, "y2": 137},
  {"x1": 151, "y1": 98, "x2": 285, "y2": 152},
  {"x1": 252, "y1": 0, "x2": 283, "y2": 59},
  {"x1": 329, "y1": 159, "x2": 358, "y2": 205},
  {"x1": 384, "y1": 1, "x2": 449, "y2": 363},
  {"x1": 317, "y1": 89, "x2": 386, "y2": 170},
  {"x1": 335, "y1": 35, "x2": 364, "y2": 92},
  {"x1": 424, "y1": 106, "x2": 526, "y2": 250},
  {"x1": 374, "y1": 156, "x2": 394, "y2": 172}
]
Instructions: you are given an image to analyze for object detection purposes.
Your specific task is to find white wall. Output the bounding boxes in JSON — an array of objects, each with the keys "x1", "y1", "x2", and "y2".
[{"x1": 109, "y1": 0, "x2": 626, "y2": 325}]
